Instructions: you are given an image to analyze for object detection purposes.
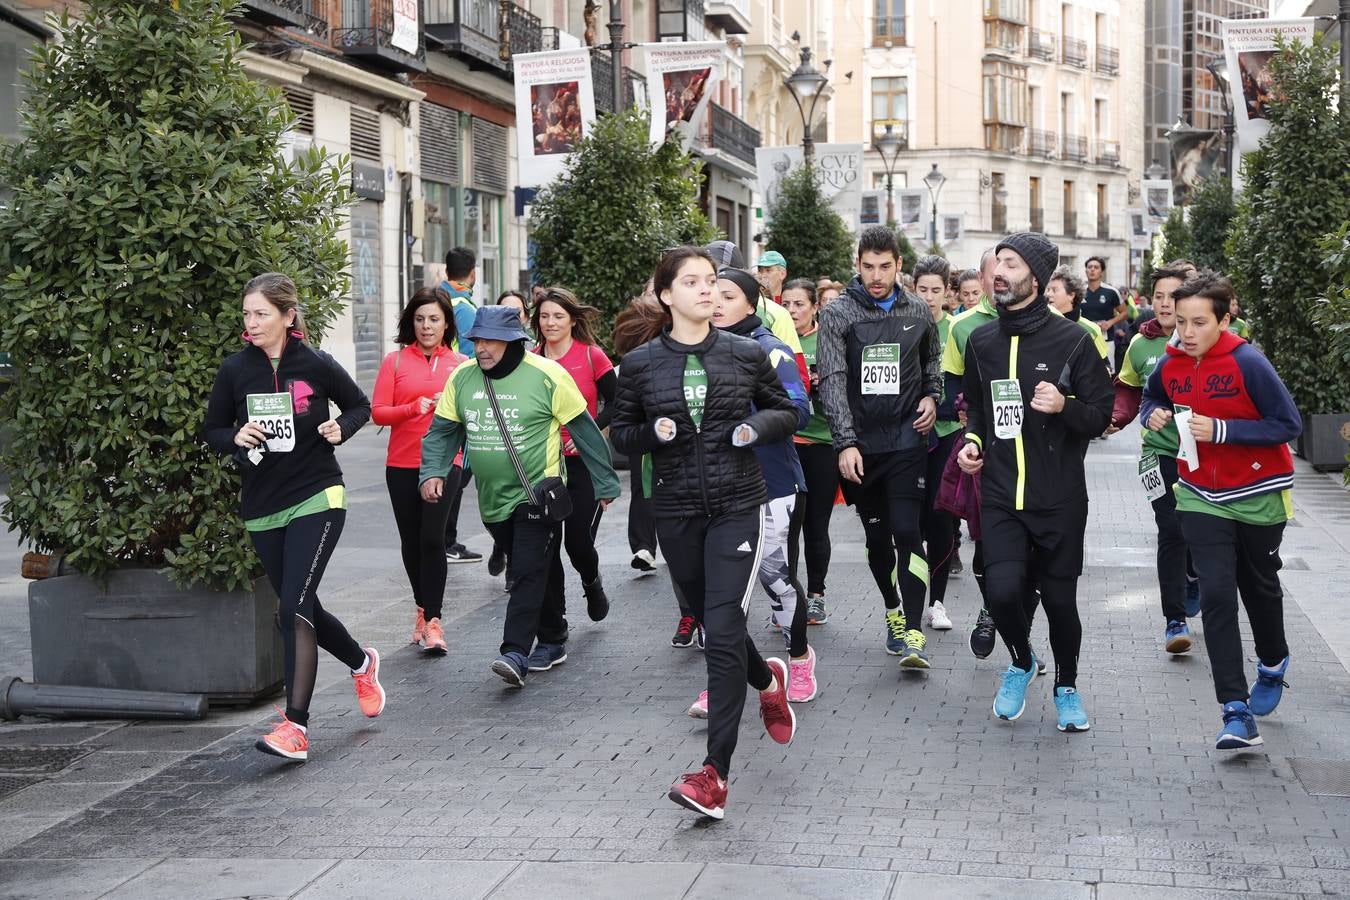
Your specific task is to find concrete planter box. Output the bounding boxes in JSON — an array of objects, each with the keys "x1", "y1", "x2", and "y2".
[
  {"x1": 29, "y1": 569, "x2": 283, "y2": 705},
  {"x1": 1297, "y1": 413, "x2": 1350, "y2": 473}
]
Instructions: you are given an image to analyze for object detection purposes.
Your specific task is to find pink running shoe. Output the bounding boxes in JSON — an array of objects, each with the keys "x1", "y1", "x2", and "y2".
[
  {"x1": 411, "y1": 607, "x2": 425, "y2": 644},
  {"x1": 687, "y1": 690, "x2": 709, "y2": 719},
  {"x1": 351, "y1": 648, "x2": 386, "y2": 718},
  {"x1": 787, "y1": 646, "x2": 818, "y2": 703}
]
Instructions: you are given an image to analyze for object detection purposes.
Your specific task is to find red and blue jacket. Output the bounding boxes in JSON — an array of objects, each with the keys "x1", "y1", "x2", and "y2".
[{"x1": 1140, "y1": 330, "x2": 1300, "y2": 504}]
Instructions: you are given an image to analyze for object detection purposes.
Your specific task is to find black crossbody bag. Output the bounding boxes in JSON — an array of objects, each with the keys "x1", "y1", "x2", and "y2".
[{"x1": 484, "y1": 376, "x2": 572, "y2": 522}]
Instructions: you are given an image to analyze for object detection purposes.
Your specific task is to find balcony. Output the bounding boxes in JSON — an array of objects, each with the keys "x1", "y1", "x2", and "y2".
[
  {"x1": 1063, "y1": 134, "x2": 1088, "y2": 162},
  {"x1": 592, "y1": 54, "x2": 647, "y2": 114},
  {"x1": 1096, "y1": 139, "x2": 1120, "y2": 166},
  {"x1": 1027, "y1": 27, "x2": 1055, "y2": 61},
  {"x1": 1062, "y1": 210, "x2": 1077, "y2": 237},
  {"x1": 238, "y1": 0, "x2": 330, "y2": 33},
  {"x1": 1030, "y1": 207, "x2": 1044, "y2": 232},
  {"x1": 1097, "y1": 214, "x2": 1110, "y2": 240},
  {"x1": 704, "y1": 0, "x2": 750, "y2": 35},
  {"x1": 1062, "y1": 36, "x2": 1087, "y2": 68},
  {"x1": 1095, "y1": 44, "x2": 1119, "y2": 75},
  {"x1": 699, "y1": 102, "x2": 761, "y2": 166},
  {"x1": 334, "y1": 0, "x2": 426, "y2": 72},
  {"x1": 426, "y1": 0, "x2": 541, "y2": 75},
  {"x1": 1027, "y1": 128, "x2": 1057, "y2": 159}
]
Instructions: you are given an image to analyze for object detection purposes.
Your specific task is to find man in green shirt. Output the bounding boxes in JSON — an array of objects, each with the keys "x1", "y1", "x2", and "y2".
[{"x1": 420, "y1": 307, "x2": 619, "y2": 687}]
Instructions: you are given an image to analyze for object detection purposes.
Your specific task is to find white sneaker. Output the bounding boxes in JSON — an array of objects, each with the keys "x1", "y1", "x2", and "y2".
[
  {"x1": 631, "y1": 549, "x2": 657, "y2": 575},
  {"x1": 927, "y1": 601, "x2": 953, "y2": 630}
]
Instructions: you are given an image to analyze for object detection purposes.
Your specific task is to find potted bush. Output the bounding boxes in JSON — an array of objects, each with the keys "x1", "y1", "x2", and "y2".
[{"x1": 0, "y1": 0, "x2": 350, "y2": 701}]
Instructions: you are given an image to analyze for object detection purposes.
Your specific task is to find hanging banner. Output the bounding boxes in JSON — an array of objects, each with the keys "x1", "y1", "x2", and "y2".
[
  {"x1": 897, "y1": 188, "x2": 926, "y2": 238},
  {"x1": 1142, "y1": 179, "x2": 1173, "y2": 228},
  {"x1": 755, "y1": 146, "x2": 799, "y2": 218},
  {"x1": 391, "y1": 0, "x2": 419, "y2": 55},
  {"x1": 1128, "y1": 208, "x2": 1151, "y2": 250},
  {"x1": 513, "y1": 49, "x2": 597, "y2": 187},
  {"x1": 1167, "y1": 126, "x2": 1222, "y2": 204},
  {"x1": 1221, "y1": 17, "x2": 1315, "y2": 191},
  {"x1": 941, "y1": 214, "x2": 964, "y2": 246},
  {"x1": 754, "y1": 144, "x2": 865, "y2": 231},
  {"x1": 641, "y1": 41, "x2": 724, "y2": 147},
  {"x1": 860, "y1": 190, "x2": 886, "y2": 226}
]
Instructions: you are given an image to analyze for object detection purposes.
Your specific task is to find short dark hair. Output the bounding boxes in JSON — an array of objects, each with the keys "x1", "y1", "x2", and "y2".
[
  {"x1": 1049, "y1": 264, "x2": 1084, "y2": 304},
  {"x1": 444, "y1": 247, "x2": 476, "y2": 281},
  {"x1": 913, "y1": 255, "x2": 951, "y2": 286},
  {"x1": 396, "y1": 286, "x2": 457, "y2": 346},
  {"x1": 652, "y1": 246, "x2": 716, "y2": 311},
  {"x1": 1150, "y1": 264, "x2": 1193, "y2": 291},
  {"x1": 857, "y1": 225, "x2": 901, "y2": 262},
  {"x1": 1085, "y1": 256, "x2": 1106, "y2": 271},
  {"x1": 530, "y1": 286, "x2": 601, "y2": 346},
  {"x1": 1164, "y1": 258, "x2": 1196, "y2": 272},
  {"x1": 781, "y1": 278, "x2": 818, "y2": 305},
  {"x1": 1172, "y1": 270, "x2": 1234, "y2": 323},
  {"x1": 957, "y1": 268, "x2": 981, "y2": 288}
]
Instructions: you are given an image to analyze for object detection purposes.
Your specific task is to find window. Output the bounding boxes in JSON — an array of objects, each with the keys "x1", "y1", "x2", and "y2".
[
  {"x1": 1029, "y1": 176, "x2": 1044, "y2": 231},
  {"x1": 871, "y1": 76, "x2": 909, "y2": 142},
  {"x1": 872, "y1": 171, "x2": 907, "y2": 189},
  {"x1": 992, "y1": 172, "x2": 1007, "y2": 232},
  {"x1": 984, "y1": 0, "x2": 1027, "y2": 22},
  {"x1": 1063, "y1": 179, "x2": 1076, "y2": 236},
  {"x1": 658, "y1": 0, "x2": 705, "y2": 42},
  {"x1": 983, "y1": 60, "x2": 1027, "y2": 152},
  {"x1": 874, "y1": 0, "x2": 905, "y2": 46}
]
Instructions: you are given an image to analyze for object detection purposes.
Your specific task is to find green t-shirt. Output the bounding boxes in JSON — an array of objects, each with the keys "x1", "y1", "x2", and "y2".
[
  {"x1": 796, "y1": 329, "x2": 832, "y2": 444},
  {"x1": 435, "y1": 354, "x2": 588, "y2": 523},
  {"x1": 1118, "y1": 332, "x2": 1179, "y2": 458},
  {"x1": 1175, "y1": 483, "x2": 1292, "y2": 526},
  {"x1": 933, "y1": 315, "x2": 962, "y2": 438},
  {"x1": 245, "y1": 485, "x2": 346, "y2": 532},
  {"x1": 1229, "y1": 318, "x2": 1251, "y2": 340},
  {"x1": 941, "y1": 295, "x2": 998, "y2": 376},
  {"x1": 683, "y1": 354, "x2": 707, "y2": 427}
]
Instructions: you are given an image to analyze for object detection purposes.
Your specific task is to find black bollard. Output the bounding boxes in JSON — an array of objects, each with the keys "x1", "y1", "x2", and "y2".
[{"x1": 0, "y1": 677, "x2": 208, "y2": 721}]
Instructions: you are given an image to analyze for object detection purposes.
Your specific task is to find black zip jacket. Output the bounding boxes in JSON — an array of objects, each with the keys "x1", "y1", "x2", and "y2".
[
  {"x1": 610, "y1": 326, "x2": 799, "y2": 519},
  {"x1": 962, "y1": 312, "x2": 1113, "y2": 512},
  {"x1": 202, "y1": 334, "x2": 371, "y2": 520}
]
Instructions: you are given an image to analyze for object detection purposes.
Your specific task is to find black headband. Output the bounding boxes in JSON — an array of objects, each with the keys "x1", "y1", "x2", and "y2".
[{"x1": 717, "y1": 267, "x2": 762, "y2": 309}]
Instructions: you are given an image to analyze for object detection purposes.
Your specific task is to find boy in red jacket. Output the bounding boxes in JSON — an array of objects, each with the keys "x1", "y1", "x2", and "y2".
[{"x1": 1140, "y1": 272, "x2": 1301, "y2": 751}]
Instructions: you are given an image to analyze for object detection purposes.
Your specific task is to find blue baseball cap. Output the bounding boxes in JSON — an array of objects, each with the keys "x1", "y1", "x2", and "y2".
[{"x1": 464, "y1": 305, "x2": 528, "y2": 342}]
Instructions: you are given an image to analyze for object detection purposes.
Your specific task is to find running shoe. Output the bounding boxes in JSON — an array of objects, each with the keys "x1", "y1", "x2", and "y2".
[
  {"x1": 687, "y1": 690, "x2": 708, "y2": 718},
  {"x1": 446, "y1": 543, "x2": 482, "y2": 563},
  {"x1": 256, "y1": 713, "x2": 308, "y2": 762},
  {"x1": 1164, "y1": 620, "x2": 1192, "y2": 654},
  {"x1": 421, "y1": 617, "x2": 447, "y2": 655},
  {"x1": 994, "y1": 655, "x2": 1038, "y2": 721},
  {"x1": 631, "y1": 549, "x2": 657, "y2": 574},
  {"x1": 898, "y1": 630, "x2": 930, "y2": 669},
  {"x1": 671, "y1": 616, "x2": 700, "y2": 648},
  {"x1": 351, "y1": 648, "x2": 386, "y2": 717},
  {"x1": 1216, "y1": 700, "x2": 1263, "y2": 750},
  {"x1": 969, "y1": 608, "x2": 997, "y2": 659},
  {"x1": 526, "y1": 642, "x2": 567, "y2": 672},
  {"x1": 1054, "y1": 686, "x2": 1091, "y2": 732},
  {"x1": 583, "y1": 575, "x2": 610, "y2": 623},
  {"x1": 1032, "y1": 649, "x2": 1047, "y2": 676},
  {"x1": 759, "y1": 658, "x2": 796, "y2": 744},
  {"x1": 1249, "y1": 655, "x2": 1290, "y2": 716},
  {"x1": 787, "y1": 646, "x2": 818, "y2": 703},
  {"x1": 491, "y1": 651, "x2": 528, "y2": 687},
  {"x1": 806, "y1": 593, "x2": 828, "y2": 625},
  {"x1": 1184, "y1": 579, "x2": 1202, "y2": 618},
  {"x1": 668, "y1": 763, "x2": 726, "y2": 820},
  {"x1": 411, "y1": 606, "x2": 425, "y2": 645},
  {"x1": 925, "y1": 601, "x2": 953, "y2": 631},
  {"x1": 949, "y1": 552, "x2": 964, "y2": 575},
  {"x1": 487, "y1": 546, "x2": 508, "y2": 577},
  {"x1": 884, "y1": 609, "x2": 907, "y2": 655}
]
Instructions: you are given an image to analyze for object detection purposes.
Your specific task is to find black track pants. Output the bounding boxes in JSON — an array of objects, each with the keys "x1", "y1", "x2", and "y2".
[
  {"x1": 922, "y1": 431, "x2": 959, "y2": 608},
  {"x1": 485, "y1": 503, "x2": 566, "y2": 656},
  {"x1": 551, "y1": 455, "x2": 603, "y2": 598},
  {"x1": 443, "y1": 465, "x2": 471, "y2": 547},
  {"x1": 787, "y1": 442, "x2": 838, "y2": 596},
  {"x1": 1150, "y1": 454, "x2": 1193, "y2": 623},
  {"x1": 627, "y1": 462, "x2": 657, "y2": 557},
  {"x1": 386, "y1": 466, "x2": 452, "y2": 620}
]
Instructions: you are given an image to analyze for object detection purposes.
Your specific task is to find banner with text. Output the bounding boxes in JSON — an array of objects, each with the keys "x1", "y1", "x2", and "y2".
[
  {"x1": 1221, "y1": 17, "x2": 1315, "y2": 191},
  {"x1": 513, "y1": 49, "x2": 597, "y2": 187},
  {"x1": 392, "y1": 0, "x2": 419, "y2": 54},
  {"x1": 754, "y1": 144, "x2": 865, "y2": 231},
  {"x1": 1142, "y1": 179, "x2": 1173, "y2": 228},
  {"x1": 641, "y1": 42, "x2": 724, "y2": 147}
]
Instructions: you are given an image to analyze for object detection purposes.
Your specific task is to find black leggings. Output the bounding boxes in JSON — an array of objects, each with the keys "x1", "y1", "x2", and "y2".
[
  {"x1": 922, "y1": 431, "x2": 959, "y2": 607},
  {"x1": 443, "y1": 465, "x2": 471, "y2": 547},
  {"x1": 985, "y1": 558, "x2": 1080, "y2": 688},
  {"x1": 551, "y1": 455, "x2": 603, "y2": 597},
  {"x1": 787, "y1": 442, "x2": 837, "y2": 596},
  {"x1": 250, "y1": 508, "x2": 365, "y2": 727},
  {"x1": 386, "y1": 466, "x2": 453, "y2": 619},
  {"x1": 628, "y1": 461, "x2": 657, "y2": 556}
]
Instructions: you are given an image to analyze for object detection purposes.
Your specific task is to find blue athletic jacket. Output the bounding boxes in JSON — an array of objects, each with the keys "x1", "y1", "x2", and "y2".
[{"x1": 726, "y1": 316, "x2": 810, "y2": 499}]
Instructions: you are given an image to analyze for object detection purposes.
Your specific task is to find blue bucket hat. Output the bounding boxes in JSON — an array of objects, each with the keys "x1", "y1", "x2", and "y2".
[{"x1": 465, "y1": 305, "x2": 529, "y2": 343}]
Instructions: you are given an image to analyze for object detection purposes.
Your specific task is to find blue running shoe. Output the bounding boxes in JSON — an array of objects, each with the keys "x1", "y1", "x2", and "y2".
[
  {"x1": 1249, "y1": 655, "x2": 1289, "y2": 716},
  {"x1": 490, "y1": 651, "x2": 528, "y2": 687},
  {"x1": 884, "y1": 610, "x2": 907, "y2": 656},
  {"x1": 526, "y1": 642, "x2": 567, "y2": 672},
  {"x1": 1215, "y1": 701, "x2": 1263, "y2": 750},
  {"x1": 1184, "y1": 579, "x2": 1201, "y2": 618},
  {"x1": 1164, "y1": 620, "x2": 1192, "y2": 654},
  {"x1": 1054, "y1": 686, "x2": 1090, "y2": 732},
  {"x1": 994, "y1": 655, "x2": 1037, "y2": 721}
]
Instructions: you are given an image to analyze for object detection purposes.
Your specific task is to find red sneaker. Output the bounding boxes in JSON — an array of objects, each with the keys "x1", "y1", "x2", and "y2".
[
  {"x1": 352, "y1": 648, "x2": 386, "y2": 717},
  {"x1": 421, "y1": 617, "x2": 447, "y2": 654},
  {"x1": 668, "y1": 763, "x2": 727, "y2": 820},
  {"x1": 255, "y1": 713, "x2": 308, "y2": 761},
  {"x1": 759, "y1": 657, "x2": 796, "y2": 745},
  {"x1": 411, "y1": 607, "x2": 425, "y2": 644}
]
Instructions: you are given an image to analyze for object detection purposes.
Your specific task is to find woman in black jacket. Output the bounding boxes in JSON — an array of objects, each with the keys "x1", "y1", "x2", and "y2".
[
  {"x1": 610, "y1": 246, "x2": 801, "y2": 821},
  {"x1": 203, "y1": 273, "x2": 384, "y2": 763}
]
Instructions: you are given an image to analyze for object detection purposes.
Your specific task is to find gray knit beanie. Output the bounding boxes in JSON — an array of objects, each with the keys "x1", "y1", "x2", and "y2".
[{"x1": 995, "y1": 232, "x2": 1059, "y2": 299}]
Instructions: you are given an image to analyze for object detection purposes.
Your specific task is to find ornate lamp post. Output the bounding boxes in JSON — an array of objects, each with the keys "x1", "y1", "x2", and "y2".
[
  {"x1": 922, "y1": 163, "x2": 946, "y2": 246},
  {"x1": 784, "y1": 47, "x2": 829, "y2": 163},
  {"x1": 875, "y1": 124, "x2": 903, "y2": 225}
]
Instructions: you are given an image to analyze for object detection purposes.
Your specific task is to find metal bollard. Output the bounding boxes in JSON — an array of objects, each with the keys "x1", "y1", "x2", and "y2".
[{"x1": 0, "y1": 677, "x2": 208, "y2": 721}]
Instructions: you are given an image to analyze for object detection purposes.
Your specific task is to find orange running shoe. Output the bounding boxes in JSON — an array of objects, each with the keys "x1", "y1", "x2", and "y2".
[
  {"x1": 411, "y1": 607, "x2": 425, "y2": 644},
  {"x1": 352, "y1": 648, "x2": 386, "y2": 717},
  {"x1": 422, "y1": 617, "x2": 447, "y2": 654},
  {"x1": 255, "y1": 712, "x2": 308, "y2": 762}
]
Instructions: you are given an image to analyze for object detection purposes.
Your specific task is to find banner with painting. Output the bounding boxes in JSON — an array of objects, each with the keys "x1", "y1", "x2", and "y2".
[
  {"x1": 513, "y1": 49, "x2": 597, "y2": 187},
  {"x1": 1142, "y1": 179, "x2": 1173, "y2": 228},
  {"x1": 1220, "y1": 17, "x2": 1315, "y2": 191},
  {"x1": 1167, "y1": 125, "x2": 1222, "y2": 204},
  {"x1": 1128, "y1": 208, "x2": 1151, "y2": 250},
  {"x1": 896, "y1": 188, "x2": 926, "y2": 239},
  {"x1": 753, "y1": 144, "x2": 865, "y2": 231},
  {"x1": 640, "y1": 41, "x2": 724, "y2": 147},
  {"x1": 860, "y1": 190, "x2": 886, "y2": 226},
  {"x1": 940, "y1": 214, "x2": 963, "y2": 246}
]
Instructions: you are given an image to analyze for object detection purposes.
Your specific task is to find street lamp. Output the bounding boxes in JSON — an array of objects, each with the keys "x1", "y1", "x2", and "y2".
[
  {"x1": 1206, "y1": 58, "x2": 1236, "y2": 182},
  {"x1": 875, "y1": 124, "x2": 903, "y2": 225},
  {"x1": 922, "y1": 163, "x2": 946, "y2": 246},
  {"x1": 784, "y1": 46, "x2": 829, "y2": 163}
]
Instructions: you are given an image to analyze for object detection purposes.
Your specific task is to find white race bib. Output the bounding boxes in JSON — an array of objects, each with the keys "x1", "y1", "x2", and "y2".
[
  {"x1": 991, "y1": 379, "x2": 1023, "y2": 440},
  {"x1": 246, "y1": 392, "x2": 296, "y2": 453},
  {"x1": 860, "y1": 343, "x2": 901, "y2": 396},
  {"x1": 1138, "y1": 452, "x2": 1167, "y2": 503}
]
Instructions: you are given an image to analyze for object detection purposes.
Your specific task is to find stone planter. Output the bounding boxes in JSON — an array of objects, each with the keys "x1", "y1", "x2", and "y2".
[
  {"x1": 1297, "y1": 413, "x2": 1350, "y2": 473},
  {"x1": 29, "y1": 569, "x2": 283, "y2": 705}
]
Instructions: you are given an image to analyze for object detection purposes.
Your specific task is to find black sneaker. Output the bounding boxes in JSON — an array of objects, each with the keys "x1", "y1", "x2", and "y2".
[
  {"x1": 584, "y1": 575, "x2": 610, "y2": 622},
  {"x1": 446, "y1": 543, "x2": 483, "y2": 563},
  {"x1": 949, "y1": 552, "x2": 964, "y2": 575},
  {"x1": 487, "y1": 545, "x2": 507, "y2": 577},
  {"x1": 671, "y1": 615, "x2": 699, "y2": 648},
  {"x1": 969, "y1": 608, "x2": 997, "y2": 659}
]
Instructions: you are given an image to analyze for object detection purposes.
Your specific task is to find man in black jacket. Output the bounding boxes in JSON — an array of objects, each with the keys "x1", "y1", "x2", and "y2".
[{"x1": 957, "y1": 232, "x2": 1112, "y2": 733}]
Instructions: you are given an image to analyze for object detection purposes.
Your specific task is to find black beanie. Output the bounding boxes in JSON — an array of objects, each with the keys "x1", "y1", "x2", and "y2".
[
  {"x1": 995, "y1": 232, "x2": 1059, "y2": 298},
  {"x1": 718, "y1": 266, "x2": 763, "y2": 309}
]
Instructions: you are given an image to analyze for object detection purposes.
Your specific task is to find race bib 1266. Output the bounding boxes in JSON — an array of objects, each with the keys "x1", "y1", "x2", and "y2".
[
  {"x1": 860, "y1": 343, "x2": 901, "y2": 396},
  {"x1": 246, "y1": 392, "x2": 296, "y2": 453},
  {"x1": 1138, "y1": 451, "x2": 1167, "y2": 502},
  {"x1": 991, "y1": 379, "x2": 1023, "y2": 440}
]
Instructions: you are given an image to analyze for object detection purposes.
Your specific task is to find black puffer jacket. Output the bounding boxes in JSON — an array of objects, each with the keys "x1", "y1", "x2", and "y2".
[{"x1": 611, "y1": 326, "x2": 799, "y2": 519}]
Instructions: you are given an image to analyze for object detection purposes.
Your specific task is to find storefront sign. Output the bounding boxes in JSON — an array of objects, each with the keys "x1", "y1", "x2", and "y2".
[{"x1": 352, "y1": 160, "x2": 386, "y2": 201}]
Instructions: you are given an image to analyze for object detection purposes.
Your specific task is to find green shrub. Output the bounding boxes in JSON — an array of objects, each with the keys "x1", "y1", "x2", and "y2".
[
  {"x1": 1161, "y1": 206, "x2": 1194, "y2": 265},
  {"x1": 763, "y1": 165, "x2": 855, "y2": 284},
  {"x1": 1187, "y1": 171, "x2": 1236, "y2": 272}
]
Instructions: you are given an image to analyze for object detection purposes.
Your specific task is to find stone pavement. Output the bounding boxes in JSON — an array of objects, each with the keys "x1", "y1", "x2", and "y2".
[{"x1": 2, "y1": 426, "x2": 1350, "y2": 899}]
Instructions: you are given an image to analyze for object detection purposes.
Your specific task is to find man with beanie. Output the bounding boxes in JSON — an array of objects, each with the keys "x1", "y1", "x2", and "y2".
[
  {"x1": 956, "y1": 232, "x2": 1113, "y2": 732},
  {"x1": 420, "y1": 307, "x2": 620, "y2": 687}
]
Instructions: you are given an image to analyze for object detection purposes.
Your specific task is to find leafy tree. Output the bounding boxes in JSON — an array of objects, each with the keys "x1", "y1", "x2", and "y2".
[
  {"x1": 763, "y1": 164, "x2": 855, "y2": 283},
  {"x1": 1160, "y1": 206, "x2": 1194, "y2": 265},
  {"x1": 1187, "y1": 171, "x2": 1235, "y2": 272},
  {"x1": 1136, "y1": 248, "x2": 1156, "y2": 298},
  {"x1": 0, "y1": 0, "x2": 351, "y2": 590},
  {"x1": 529, "y1": 109, "x2": 715, "y2": 340},
  {"x1": 894, "y1": 227, "x2": 919, "y2": 275},
  {"x1": 1226, "y1": 33, "x2": 1350, "y2": 415}
]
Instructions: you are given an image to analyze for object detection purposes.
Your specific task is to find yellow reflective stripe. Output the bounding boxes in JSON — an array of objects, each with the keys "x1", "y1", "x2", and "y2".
[
  {"x1": 907, "y1": 552, "x2": 929, "y2": 586},
  {"x1": 1009, "y1": 336, "x2": 1026, "y2": 511},
  {"x1": 964, "y1": 432, "x2": 982, "y2": 449}
]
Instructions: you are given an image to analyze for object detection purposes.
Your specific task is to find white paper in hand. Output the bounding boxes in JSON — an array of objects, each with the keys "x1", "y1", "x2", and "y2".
[{"x1": 1174, "y1": 408, "x2": 1201, "y2": 472}]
